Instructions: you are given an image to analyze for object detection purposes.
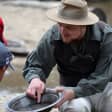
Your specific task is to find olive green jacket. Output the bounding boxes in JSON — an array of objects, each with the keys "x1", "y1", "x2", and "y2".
[{"x1": 23, "y1": 22, "x2": 112, "y2": 97}]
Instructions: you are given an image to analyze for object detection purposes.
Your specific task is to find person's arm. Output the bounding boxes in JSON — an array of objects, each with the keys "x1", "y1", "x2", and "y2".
[
  {"x1": 23, "y1": 26, "x2": 57, "y2": 83},
  {"x1": 23, "y1": 25, "x2": 58, "y2": 101}
]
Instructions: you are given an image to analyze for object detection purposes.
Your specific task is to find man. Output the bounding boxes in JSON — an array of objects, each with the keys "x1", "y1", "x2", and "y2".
[
  {"x1": 23, "y1": 0, "x2": 112, "y2": 112},
  {"x1": 0, "y1": 42, "x2": 14, "y2": 81}
]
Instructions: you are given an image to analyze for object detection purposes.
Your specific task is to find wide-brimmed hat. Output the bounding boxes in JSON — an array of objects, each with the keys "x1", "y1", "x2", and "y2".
[{"x1": 47, "y1": 0, "x2": 99, "y2": 25}]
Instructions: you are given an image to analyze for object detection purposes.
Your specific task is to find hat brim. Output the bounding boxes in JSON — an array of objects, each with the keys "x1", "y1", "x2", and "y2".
[{"x1": 47, "y1": 8, "x2": 99, "y2": 25}]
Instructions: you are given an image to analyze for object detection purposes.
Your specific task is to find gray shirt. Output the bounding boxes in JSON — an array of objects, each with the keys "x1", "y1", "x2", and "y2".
[{"x1": 23, "y1": 22, "x2": 112, "y2": 97}]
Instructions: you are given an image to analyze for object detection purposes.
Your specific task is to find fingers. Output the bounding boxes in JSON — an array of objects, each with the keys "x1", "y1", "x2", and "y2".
[
  {"x1": 26, "y1": 85, "x2": 38, "y2": 99},
  {"x1": 37, "y1": 90, "x2": 41, "y2": 103},
  {"x1": 55, "y1": 86, "x2": 64, "y2": 92},
  {"x1": 26, "y1": 78, "x2": 45, "y2": 103},
  {"x1": 54, "y1": 88, "x2": 75, "y2": 108},
  {"x1": 37, "y1": 83, "x2": 45, "y2": 103},
  {"x1": 55, "y1": 96, "x2": 66, "y2": 108},
  {"x1": 53, "y1": 86, "x2": 65, "y2": 108}
]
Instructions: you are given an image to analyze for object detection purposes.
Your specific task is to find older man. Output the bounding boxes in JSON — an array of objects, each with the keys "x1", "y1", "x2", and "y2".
[
  {"x1": 23, "y1": 0, "x2": 112, "y2": 112},
  {"x1": 0, "y1": 42, "x2": 14, "y2": 81}
]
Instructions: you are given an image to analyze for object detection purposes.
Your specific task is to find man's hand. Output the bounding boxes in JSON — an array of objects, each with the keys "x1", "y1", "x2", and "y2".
[
  {"x1": 54, "y1": 86, "x2": 75, "y2": 108},
  {"x1": 26, "y1": 78, "x2": 45, "y2": 103}
]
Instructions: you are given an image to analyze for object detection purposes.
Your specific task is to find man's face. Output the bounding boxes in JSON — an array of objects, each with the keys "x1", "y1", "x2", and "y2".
[
  {"x1": 0, "y1": 66, "x2": 7, "y2": 81},
  {"x1": 58, "y1": 23, "x2": 86, "y2": 44}
]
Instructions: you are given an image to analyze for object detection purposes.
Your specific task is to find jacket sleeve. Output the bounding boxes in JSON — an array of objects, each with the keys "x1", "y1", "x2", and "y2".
[
  {"x1": 23, "y1": 26, "x2": 57, "y2": 83},
  {"x1": 73, "y1": 25, "x2": 112, "y2": 97}
]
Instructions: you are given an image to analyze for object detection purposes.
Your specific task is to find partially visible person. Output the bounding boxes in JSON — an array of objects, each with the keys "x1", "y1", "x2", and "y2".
[
  {"x1": 0, "y1": 17, "x2": 8, "y2": 46},
  {"x1": 0, "y1": 42, "x2": 14, "y2": 81},
  {"x1": 91, "y1": 7, "x2": 107, "y2": 23}
]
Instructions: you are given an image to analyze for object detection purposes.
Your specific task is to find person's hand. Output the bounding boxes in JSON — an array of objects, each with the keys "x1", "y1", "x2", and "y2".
[
  {"x1": 26, "y1": 78, "x2": 45, "y2": 103},
  {"x1": 54, "y1": 86, "x2": 75, "y2": 108}
]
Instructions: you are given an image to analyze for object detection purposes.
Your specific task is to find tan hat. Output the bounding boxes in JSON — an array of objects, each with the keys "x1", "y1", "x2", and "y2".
[{"x1": 46, "y1": 0, "x2": 99, "y2": 25}]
